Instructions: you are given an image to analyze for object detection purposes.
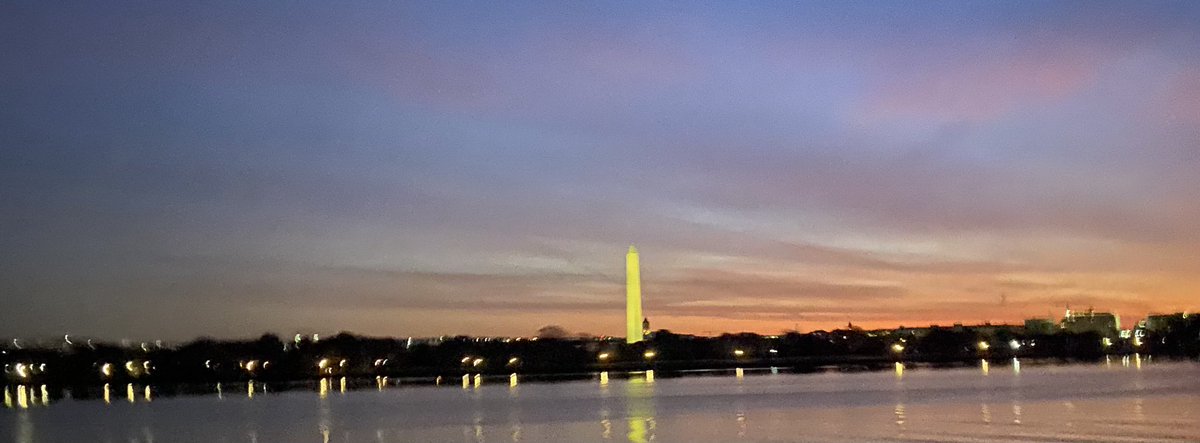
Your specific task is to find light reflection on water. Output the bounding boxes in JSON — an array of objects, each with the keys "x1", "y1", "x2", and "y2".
[{"x1": 4, "y1": 361, "x2": 1200, "y2": 442}]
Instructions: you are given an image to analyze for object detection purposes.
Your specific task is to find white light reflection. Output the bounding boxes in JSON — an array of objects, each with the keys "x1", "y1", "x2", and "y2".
[{"x1": 736, "y1": 411, "x2": 748, "y2": 438}]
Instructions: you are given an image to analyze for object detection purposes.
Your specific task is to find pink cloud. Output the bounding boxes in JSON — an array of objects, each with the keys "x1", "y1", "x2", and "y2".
[{"x1": 861, "y1": 44, "x2": 1102, "y2": 122}]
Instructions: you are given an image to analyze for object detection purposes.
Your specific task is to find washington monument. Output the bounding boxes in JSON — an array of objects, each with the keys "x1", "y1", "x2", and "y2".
[{"x1": 626, "y1": 245, "x2": 644, "y2": 344}]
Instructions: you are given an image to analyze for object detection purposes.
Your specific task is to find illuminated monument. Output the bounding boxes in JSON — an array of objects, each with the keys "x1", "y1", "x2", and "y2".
[{"x1": 626, "y1": 245, "x2": 644, "y2": 344}]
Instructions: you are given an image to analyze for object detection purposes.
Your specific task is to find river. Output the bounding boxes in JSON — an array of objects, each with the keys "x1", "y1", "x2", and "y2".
[{"x1": 4, "y1": 358, "x2": 1199, "y2": 442}]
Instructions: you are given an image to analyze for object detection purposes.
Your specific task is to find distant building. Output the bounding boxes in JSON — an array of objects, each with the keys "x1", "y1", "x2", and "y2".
[
  {"x1": 1060, "y1": 308, "x2": 1119, "y2": 337},
  {"x1": 965, "y1": 322, "x2": 1022, "y2": 337},
  {"x1": 1140, "y1": 313, "x2": 1192, "y2": 333},
  {"x1": 1024, "y1": 318, "x2": 1056, "y2": 335}
]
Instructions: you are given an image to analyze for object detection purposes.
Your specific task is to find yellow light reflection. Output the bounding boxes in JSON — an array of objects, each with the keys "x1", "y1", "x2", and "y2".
[
  {"x1": 735, "y1": 367, "x2": 744, "y2": 379},
  {"x1": 103, "y1": 383, "x2": 111, "y2": 404},
  {"x1": 1134, "y1": 353, "x2": 1142, "y2": 370},
  {"x1": 217, "y1": 382, "x2": 224, "y2": 400},
  {"x1": 599, "y1": 371, "x2": 609, "y2": 386},
  {"x1": 247, "y1": 381, "x2": 255, "y2": 399},
  {"x1": 462, "y1": 374, "x2": 470, "y2": 389},
  {"x1": 509, "y1": 373, "x2": 518, "y2": 388},
  {"x1": 473, "y1": 374, "x2": 482, "y2": 389},
  {"x1": 625, "y1": 377, "x2": 656, "y2": 443},
  {"x1": 126, "y1": 383, "x2": 135, "y2": 403},
  {"x1": 41, "y1": 385, "x2": 50, "y2": 405},
  {"x1": 319, "y1": 378, "x2": 329, "y2": 399},
  {"x1": 1012, "y1": 358, "x2": 1021, "y2": 374},
  {"x1": 4, "y1": 386, "x2": 12, "y2": 409},
  {"x1": 17, "y1": 385, "x2": 28, "y2": 409},
  {"x1": 894, "y1": 362, "x2": 905, "y2": 379},
  {"x1": 144, "y1": 385, "x2": 152, "y2": 402},
  {"x1": 645, "y1": 370, "x2": 655, "y2": 383},
  {"x1": 981, "y1": 359, "x2": 990, "y2": 376},
  {"x1": 339, "y1": 377, "x2": 347, "y2": 393}
]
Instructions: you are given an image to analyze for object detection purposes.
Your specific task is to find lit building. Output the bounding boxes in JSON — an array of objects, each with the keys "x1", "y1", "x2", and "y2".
[{"x1": 1060, "y1": 308, "x2": 1119, "y2": 338}]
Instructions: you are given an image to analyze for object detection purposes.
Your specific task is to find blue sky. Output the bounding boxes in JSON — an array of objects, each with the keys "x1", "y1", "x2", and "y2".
[{"x1": 2, "y1": 2, "x2": 1199, "y2": 340}]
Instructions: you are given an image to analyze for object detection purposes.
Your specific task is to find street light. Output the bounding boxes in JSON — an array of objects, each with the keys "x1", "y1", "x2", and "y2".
[{"x1": 643, "y1": 351, "x2": 656, "y2": 359}]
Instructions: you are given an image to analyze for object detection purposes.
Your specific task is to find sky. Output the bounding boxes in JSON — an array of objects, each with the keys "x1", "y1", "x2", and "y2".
[{"x1": 2, "y1": 2, "x2": 1199, "y2": 341}]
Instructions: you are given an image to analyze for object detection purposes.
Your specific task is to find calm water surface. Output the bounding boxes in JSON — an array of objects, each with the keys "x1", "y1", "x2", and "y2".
[{"x1": 4, "y1": 359, "x2": 1200, "y2": 442}]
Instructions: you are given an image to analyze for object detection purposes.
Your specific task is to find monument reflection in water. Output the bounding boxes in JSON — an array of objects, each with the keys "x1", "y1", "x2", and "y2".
[{"x1": 4, "y1": 360, "x2": 1200, "y2": 442}]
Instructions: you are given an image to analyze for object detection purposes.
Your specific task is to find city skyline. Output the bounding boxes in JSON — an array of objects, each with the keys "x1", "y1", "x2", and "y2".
[{"x1": 3, "y1": 2, "x2": 1200, "y2": 340}]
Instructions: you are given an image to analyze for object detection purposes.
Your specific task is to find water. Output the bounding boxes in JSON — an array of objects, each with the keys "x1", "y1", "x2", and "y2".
[{"x1": 4, "y1": 360, "x2": 1200, "y2": 442}]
